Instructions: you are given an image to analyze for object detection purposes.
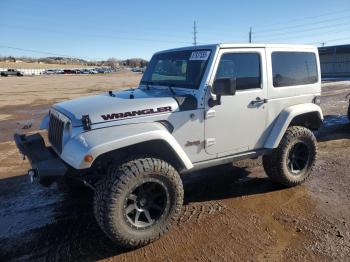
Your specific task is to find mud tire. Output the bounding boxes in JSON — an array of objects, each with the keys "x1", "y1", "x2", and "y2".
[
  {"x1": 263, "y1": 126, "x2": 317, "y2": 187},
  {"x1": 93, "y1": 157, "x2": 183, "y2": 248}
]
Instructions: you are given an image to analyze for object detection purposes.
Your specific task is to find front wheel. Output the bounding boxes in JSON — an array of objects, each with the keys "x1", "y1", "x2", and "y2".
[
  {"x1": 263, "y1": 126, "x2": 317, "y2": 187},
  {"x1": 93, "y1": 157, "x2": 183, "y2": 248}
]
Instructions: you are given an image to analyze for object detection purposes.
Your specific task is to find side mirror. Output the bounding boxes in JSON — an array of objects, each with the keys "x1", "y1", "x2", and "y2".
[
  {"x1": 209, "y1": 78, "x2": 236, "y2": 107},
  {"x1": 212, "y1": 78, "x2": 236, "y2": 96}
]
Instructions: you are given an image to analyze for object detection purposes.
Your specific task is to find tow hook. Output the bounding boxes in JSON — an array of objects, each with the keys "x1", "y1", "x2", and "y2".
[{"x1": 28, "y1": 169, "x2": 37, "y2": 183}]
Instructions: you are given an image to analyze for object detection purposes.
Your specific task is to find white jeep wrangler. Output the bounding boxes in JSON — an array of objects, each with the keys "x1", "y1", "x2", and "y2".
[{"x1": 15, "y1": 43, "x2": 323, "y2": 248}]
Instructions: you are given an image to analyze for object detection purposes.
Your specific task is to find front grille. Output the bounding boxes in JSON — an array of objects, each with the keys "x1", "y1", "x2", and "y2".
[{"x1": 48, "y1": 113, "x2": 65, "y2": 153}]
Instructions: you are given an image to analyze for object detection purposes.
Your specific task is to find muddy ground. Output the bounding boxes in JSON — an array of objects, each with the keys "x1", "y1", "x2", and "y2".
[{"x1": 0, "y1": 74, "x2": 349, "y2": 261}]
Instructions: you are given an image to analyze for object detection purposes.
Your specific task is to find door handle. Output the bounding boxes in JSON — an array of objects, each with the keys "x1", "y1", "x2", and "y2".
[{"x1": 251, "y1": 97, "x2": 268, "y2": 106}]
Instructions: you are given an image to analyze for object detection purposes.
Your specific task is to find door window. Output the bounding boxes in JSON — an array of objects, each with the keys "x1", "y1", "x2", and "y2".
[{"x1": 215, "y1": 53, "x2": 261, "y2": 90}]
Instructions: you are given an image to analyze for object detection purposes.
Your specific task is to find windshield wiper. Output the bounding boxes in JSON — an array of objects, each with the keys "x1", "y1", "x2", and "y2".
[
  {"x1": 156, "y1": 83, "x2": 177, "y2": 95},
  {"x1": 142, "y1": 81, "x2": 179, "y2": 95}
]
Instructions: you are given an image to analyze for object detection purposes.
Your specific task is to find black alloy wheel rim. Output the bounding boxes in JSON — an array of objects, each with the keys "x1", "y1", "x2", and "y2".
[
  {"x1": 287, "y1": 142, "x2": 310, "y2": 174},
  {"x1": 123, "y1": 180, "x2": 169, "y2": 229}
]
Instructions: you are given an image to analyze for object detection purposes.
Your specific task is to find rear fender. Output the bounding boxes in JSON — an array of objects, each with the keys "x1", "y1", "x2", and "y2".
[{"x1": 264, "y1": 103, "x2": 323, "y2": 149}]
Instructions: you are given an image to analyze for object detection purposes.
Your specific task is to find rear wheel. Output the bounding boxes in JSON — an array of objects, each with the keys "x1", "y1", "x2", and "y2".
[
  {"x1": 93, "y1": 157, "x2": 183, "y2": 248},
  {"x1": 263, "y1": 126, "x2": 317, "y2": 187}
]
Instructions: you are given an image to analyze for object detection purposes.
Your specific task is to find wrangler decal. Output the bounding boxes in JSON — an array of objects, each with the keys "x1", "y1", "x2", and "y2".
[{"x1": 101, "y1": 106, "x2": 172, "y2": 121}]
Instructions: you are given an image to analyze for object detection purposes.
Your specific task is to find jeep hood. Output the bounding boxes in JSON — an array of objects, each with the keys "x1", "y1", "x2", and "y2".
[{"x1": 53, "y1": 88, "x2": 191, "y2": 126}]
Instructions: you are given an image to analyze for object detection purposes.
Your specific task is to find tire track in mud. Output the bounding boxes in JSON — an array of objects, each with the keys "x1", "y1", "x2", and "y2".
[{"x1": 177, "y1": 201, "x2": 225, "y2": 225}]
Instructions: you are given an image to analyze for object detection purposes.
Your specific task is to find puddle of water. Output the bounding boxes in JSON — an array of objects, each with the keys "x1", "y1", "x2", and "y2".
[
  {"x1": 323, "y1": 115, "x2": 349, "y2": 127},
  {"x1": 0, "y1": 180, "x2": 62, "y2": 237}
]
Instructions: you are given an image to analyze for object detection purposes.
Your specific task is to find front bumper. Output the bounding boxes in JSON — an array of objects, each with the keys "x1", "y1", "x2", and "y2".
[{"x1": 14, "y1": 133, "x2": 67, "y2": 186}]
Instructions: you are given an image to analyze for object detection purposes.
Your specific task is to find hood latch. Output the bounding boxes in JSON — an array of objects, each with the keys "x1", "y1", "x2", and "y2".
[{"x1": 82, "y1": 115, "x2": 92, "y2": 130}]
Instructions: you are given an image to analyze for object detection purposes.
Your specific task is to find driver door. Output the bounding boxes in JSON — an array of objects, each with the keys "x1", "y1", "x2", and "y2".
[{"x1": 204, "y1": 48, "x2": 268, "y2": 156}]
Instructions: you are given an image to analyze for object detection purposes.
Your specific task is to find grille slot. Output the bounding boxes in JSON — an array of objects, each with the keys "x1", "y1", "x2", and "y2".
[{"x1": 48, "y1": 113, "x2": 65, "y2": 153}]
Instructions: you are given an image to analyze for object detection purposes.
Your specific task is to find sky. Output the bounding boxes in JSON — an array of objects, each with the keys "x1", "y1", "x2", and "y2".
[{"x1": 1, "y1": 0, "x2": 350, "y2": 61}]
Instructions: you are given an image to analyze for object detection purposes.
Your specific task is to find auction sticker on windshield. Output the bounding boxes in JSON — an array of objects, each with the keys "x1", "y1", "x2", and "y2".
[{"x1": 190, "y1": 50, "x2": 211, "y2": 60}]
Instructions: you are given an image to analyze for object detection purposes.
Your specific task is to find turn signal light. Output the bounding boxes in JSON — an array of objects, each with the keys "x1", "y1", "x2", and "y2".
[{"x1": 84, "y1": 155, "x2": 93, "y2": 163}]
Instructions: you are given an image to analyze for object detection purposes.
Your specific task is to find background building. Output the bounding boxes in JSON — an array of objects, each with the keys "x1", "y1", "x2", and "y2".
[{"x1": 318, "y1": 44, "x2": 350, "y2": 78}]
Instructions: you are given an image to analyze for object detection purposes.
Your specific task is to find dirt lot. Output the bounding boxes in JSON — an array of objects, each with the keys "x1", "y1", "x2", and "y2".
[{"x1": 0, "y1": 73, "x2": 349, "y2": 261}]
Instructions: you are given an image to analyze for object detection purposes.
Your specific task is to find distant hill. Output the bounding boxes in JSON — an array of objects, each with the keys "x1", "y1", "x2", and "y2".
[{"x1": 40, "y1": 56, "x2": 88, "y2": 65}]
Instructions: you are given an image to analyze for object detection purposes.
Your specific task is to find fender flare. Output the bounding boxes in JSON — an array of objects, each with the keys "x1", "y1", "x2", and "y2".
[
  {"x1": 60, "y1": 122, "x2": 194, "y2": 170},
  {"x1": 264, "y1": 103, "x2": 323, "y2": 149}
]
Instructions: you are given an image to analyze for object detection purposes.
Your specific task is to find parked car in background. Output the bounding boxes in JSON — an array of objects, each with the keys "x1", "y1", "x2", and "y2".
[
  {"x1": 63, "y1": 69, "x2": 77, "y2": 74},
  {"x1": 95, "y1": 68, "x2": 106, "y2": 74},
  {"x1": 77, "y1": 69, "x2": 89, "y2": 74},
  {"x1": 43, "y1": 69, "x2": 62, "y2": 75},
  {"x1": 44, "y1": 68, "x2": 113, "y2": 75},
  {"x1": 103, "y1": 68, "x2": 113, "y2": 73},
  {"x1": 1, "y1": 69, "x2": 23, "y2": 77},
  {"x1": 43, "y1": 69, "x2": 54, "y2": 75},
  {"x1": 131, "y1": 67, "x2": 146, "y2": 73},
  {"x1": 88, "y1": 69, "x2": 99, "y2": 74}
]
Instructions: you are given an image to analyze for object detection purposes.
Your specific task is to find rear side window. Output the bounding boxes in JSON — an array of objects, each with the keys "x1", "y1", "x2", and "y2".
[
  {"x1": 272, "y1": 52, "x2": 318, "y2": 87},
  {"x1": 215, "y1": 53, "x2": 261, "y2": 90}
]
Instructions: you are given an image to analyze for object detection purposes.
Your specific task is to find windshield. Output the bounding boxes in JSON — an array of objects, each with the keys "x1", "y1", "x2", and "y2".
[{"x1": 141, "y1": 49, "x2": 211, "y2": 89}]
